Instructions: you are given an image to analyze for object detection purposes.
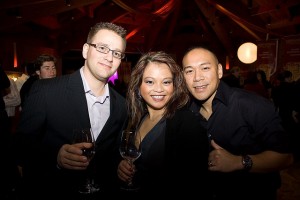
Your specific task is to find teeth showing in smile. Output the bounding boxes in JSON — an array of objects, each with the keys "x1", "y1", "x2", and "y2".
[{"x1": 152, "y1": 95, "x2": 164, "y2": 100}]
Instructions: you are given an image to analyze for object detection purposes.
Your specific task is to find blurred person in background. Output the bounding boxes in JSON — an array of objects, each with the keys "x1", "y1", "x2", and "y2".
[
  {"x1": 19, "y1": 54, "x2": 57, "y2": 109},
  {"x1": 272, "y1": 70, "x2": 300, "y2": 161},
  {"x1": 222, "y1": 66, "x2": 243, "y2": 88},
  {"x1": 243, "y1": 71, "x2": 270, "y2": 99},
  {"x1": 3, "y1": 77, "x2": 21, "y2": 132},
  {"x1": 0, "y1": 66, "x2": 19, "y2": 199},
  {"x1": 255, "y1": 70, "x2": 272, "y2": 99}
]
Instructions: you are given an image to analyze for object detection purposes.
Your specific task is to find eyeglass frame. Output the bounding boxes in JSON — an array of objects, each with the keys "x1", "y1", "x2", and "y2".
[{"x1": 86, "y1": 43, "x2": 125, "y2": 59}]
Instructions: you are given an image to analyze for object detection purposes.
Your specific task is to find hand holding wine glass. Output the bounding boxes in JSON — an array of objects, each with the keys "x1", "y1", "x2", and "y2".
[
  {"x1": 119, "y1": 129, "x2": 142, "y2": 191},
  {"x1": 73, "y1": 128, "x2": 100, "y2": 194}
]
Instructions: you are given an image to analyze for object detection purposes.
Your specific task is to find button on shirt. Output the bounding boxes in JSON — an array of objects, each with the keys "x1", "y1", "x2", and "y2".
[{"x1": 80, "y1": 68, "x2": 110, "y2": 140}]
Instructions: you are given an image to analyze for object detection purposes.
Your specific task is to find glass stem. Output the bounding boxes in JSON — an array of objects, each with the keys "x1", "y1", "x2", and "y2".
[{"x1": 128, "y1": 159, "x2": 134, "y2": 186}]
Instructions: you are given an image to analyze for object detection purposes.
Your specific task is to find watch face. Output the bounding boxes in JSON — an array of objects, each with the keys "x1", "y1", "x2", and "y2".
[{"x1": 242, "y1": 155, "x2": 253, "y2": 171}]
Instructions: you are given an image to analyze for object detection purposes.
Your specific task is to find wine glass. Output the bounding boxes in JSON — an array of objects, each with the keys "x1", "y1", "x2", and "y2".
[
  {"x1": 119, "y1": 129, "x2": 142, "y2": 191},
  {"x1": 73, "y1": 128, "x2": 100, "y2": 194}
]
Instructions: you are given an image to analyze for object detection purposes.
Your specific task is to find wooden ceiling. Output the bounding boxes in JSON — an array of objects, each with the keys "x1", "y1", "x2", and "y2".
[{"x1": 1, "y1": 0, "x2": 300, "y2": 59}]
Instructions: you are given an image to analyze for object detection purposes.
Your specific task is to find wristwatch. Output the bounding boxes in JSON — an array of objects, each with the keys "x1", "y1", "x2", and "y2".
[{"x1": 242, "y1": 155, "x2": 253, "y2": 171}]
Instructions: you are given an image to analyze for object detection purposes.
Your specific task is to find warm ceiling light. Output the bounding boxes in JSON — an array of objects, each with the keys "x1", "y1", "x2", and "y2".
[
  {"x1": 65, "y1": 0, "x2": 71, "y2": 7},
  {"x1": 237, "y1": 42, "x2": 257, "y2": 64}
]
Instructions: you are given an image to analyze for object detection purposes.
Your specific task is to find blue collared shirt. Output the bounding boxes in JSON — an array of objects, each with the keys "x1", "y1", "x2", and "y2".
[{"x1": 80, "y1": 67, "x2": 110, "y2": 139}]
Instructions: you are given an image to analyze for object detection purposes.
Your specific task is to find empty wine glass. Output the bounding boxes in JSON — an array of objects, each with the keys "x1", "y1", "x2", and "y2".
[
  {"x1": 73, "y1": 128, "x2": 100, "y2": 194},
  {"x1": 119, "y1": 129, "x2": 142, "y2": 191}
]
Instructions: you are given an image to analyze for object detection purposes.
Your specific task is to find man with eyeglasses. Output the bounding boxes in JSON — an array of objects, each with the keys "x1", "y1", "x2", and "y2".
[{"x1": 15, "y1": 22, "x2": 128, "y2": 199}]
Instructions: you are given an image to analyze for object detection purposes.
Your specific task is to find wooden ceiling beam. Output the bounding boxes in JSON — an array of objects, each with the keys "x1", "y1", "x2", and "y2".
[
  {"x1": 0, "y1": 0, "x2": 56, "y2": 9},
  {"x1": 161, "y1": 0, "x2": 182, "y2": 50},
  {"x1": 195, "y1": 0, "x2": 235, "y2": 57},
  {"x1": 0, "y1": 0, "x2": 104, "y2": 31},
  {"x1": 251, "y1": 0, "x2": 300, "y2": 16},
  {"x1": 206, "y1": 0, "x2": 282, "y2": 38},
  {"x1": 268, "y1": 16, "x2": 300, "y2": 30}
]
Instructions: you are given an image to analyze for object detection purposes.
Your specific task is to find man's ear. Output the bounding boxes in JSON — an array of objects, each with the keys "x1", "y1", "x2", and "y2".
[
  {"x1": 82, "y1": 43, "x2": 89, "y2": 59},
  {"x1": 217, "y1": 63, "x2": 223, "y2": 79}
]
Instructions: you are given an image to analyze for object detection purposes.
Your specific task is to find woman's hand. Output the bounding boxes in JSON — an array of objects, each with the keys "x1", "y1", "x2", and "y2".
[{"x1": 117, "y1": 159, "x2": 136, "y2": 183}]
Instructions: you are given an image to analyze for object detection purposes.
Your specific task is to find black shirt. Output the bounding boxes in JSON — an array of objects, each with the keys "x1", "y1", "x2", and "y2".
[{"x1": 190, "y1": 81, "x2": 292, "y2": 200}]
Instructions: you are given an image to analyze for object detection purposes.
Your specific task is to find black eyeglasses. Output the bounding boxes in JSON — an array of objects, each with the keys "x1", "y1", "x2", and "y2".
[{"x1": 87, "y1": 43, "x2": 125, "y2": 59}]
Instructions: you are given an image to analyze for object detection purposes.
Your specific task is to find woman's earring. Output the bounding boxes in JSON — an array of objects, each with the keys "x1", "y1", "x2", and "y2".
[{"x1": 137, "y1": 90, "x2": 142, "y2": 100}]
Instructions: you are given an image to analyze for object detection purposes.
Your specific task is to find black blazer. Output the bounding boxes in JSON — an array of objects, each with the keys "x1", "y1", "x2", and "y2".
[{"x1": 15, "y1": 70, "x2": 127, "y2": 198}]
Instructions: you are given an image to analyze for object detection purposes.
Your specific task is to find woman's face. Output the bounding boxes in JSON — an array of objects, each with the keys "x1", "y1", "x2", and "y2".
[{"x1": 140, "y1": 62, "x2": 174, "y2": 112}]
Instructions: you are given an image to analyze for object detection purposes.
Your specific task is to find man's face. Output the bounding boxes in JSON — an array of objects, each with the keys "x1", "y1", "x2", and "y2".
[
  {"x1": 82, "y1": 29, "x2": 125, "y2": 82},
  {"x1": 182, "y1": 48, "x2": 223, "y2": 103},
  {"x1": 36, "y1": 61, "x2": 56, "y2": 79}
]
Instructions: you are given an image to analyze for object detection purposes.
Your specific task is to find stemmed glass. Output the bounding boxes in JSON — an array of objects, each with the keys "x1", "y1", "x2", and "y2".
[
  {"x1": 119, "y1": 129, "x2": 142, "y2": 191},
  {"x1": 73, "y1": 128, "x2": 100, "y2": 194}
]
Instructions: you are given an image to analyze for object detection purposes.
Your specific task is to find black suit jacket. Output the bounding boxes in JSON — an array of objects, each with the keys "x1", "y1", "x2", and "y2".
[{"x1": 15, "y1": 70, "x2": 127, "y2": 198}]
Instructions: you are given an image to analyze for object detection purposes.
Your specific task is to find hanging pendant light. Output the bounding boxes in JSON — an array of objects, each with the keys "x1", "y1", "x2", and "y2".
[{"x1": 237, "y1": 42, "x2": 257, "y2": 64}]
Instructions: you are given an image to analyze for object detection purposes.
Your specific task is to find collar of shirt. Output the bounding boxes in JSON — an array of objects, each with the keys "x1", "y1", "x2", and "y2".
[
  {"x1": 80, "y1": 67, "x2": 110, "y2": 103},
  {"x1": 189, "y1": 80, "x2": 230, "y2": 116},
  {"x1": 214, "y1": 80, "x2": 230, "y2": 106}
]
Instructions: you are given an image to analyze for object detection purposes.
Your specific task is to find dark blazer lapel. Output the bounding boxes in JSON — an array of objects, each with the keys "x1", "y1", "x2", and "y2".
[{"x1": 66, "y1": 70, "x2": 91, "y2": 128}]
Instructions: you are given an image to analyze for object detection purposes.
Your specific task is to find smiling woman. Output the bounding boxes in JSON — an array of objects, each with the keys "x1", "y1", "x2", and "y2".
[{"x1": 117, "y1": 51, "x2": 209, "y2": 196}]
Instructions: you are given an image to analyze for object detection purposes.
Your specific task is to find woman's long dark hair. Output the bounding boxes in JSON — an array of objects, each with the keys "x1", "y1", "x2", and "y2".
[{"x1": 126, "y1": 51, "x2": 190, "y2": 129}]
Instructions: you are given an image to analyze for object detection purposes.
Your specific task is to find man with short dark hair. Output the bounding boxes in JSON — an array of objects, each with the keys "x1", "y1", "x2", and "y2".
[
  {"x1": 19, "y1": 54, "x2": 57, "y2": 109},
  {"x1": 15, "y1": 22, "x2": 128, "y2": 199},
  {"x1": 182, "y1": 46, "x2": 294, "y2": 200}
]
